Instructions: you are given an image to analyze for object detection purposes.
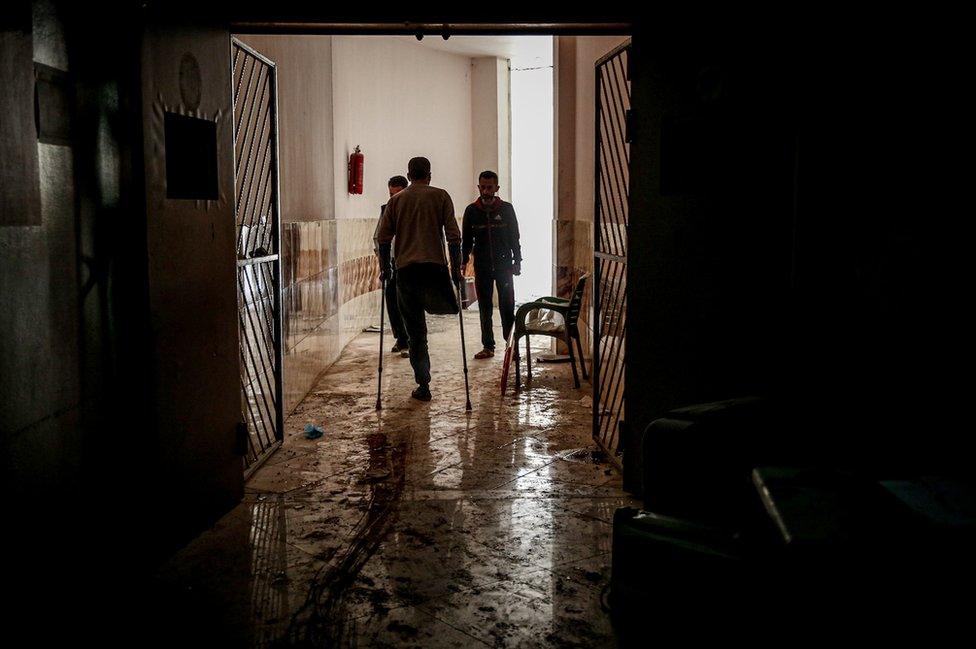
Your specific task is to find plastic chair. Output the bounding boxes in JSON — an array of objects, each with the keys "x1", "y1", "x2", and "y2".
[{"x1": 512, "y1": 273, "x2": 589, "y2": 390}]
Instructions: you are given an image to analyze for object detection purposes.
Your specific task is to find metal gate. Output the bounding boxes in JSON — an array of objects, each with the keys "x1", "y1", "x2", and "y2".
[
  {"x1": 593, "y1": 41, "x2": 631, "y2": 464},
  {"x1": 232, "y1": 39, "x2": 284, "y2": 476}
]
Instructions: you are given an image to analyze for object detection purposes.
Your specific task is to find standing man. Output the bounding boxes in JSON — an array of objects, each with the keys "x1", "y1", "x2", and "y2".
[
  {"x1": 374, "y1": 175, "x2": 410, "y2": 357},
  {"x1": 376, "y1": 157, "x2": 463, "y2": 401},
  {"x1": 461, "y1": 170, "x2": 522, "y2": 359}
]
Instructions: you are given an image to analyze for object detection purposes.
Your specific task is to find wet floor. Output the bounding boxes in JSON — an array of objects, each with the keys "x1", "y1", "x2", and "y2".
[{"x1": 155, "y1": 310, "x2": 638, "y2": 647}]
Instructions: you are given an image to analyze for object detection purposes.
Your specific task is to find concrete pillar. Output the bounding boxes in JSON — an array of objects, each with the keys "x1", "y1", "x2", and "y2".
[
  {"x1": 471, "y1": 57, "x2": 511, "y2": 195},
  {"x1": 553, "y1": 37, "x2": 577, "y2": 302}
]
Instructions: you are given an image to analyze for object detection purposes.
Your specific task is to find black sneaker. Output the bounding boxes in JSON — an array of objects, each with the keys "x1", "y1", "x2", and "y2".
[
  {"x1": 411, "y1": 385, "x2": 432, "y2": 401},
  {"x1": 391, "y1": 341, "x2": 408, "y2": 353}
]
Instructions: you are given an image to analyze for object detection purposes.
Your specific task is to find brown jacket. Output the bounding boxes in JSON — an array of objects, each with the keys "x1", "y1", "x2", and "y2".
[{"x1": 376, "y1": 183, "x2": 460, "y2": 269}]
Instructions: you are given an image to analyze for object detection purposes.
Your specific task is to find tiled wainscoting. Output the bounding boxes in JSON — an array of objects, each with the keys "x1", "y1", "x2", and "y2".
[
  {"x1": 337, "y1": 218, "x2": 385, "y2": 351},
  {"x1": 279, "y1": 218, "x2": 387, "y2": 414},
  {"x1": 281, "y1": 220, "x2": 340, "y2": 413}
]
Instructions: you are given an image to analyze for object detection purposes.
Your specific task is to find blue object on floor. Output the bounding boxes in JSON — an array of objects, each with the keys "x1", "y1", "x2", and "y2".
[{"x1": 303, "y1": 423, "x2": 325, "y2": 439}]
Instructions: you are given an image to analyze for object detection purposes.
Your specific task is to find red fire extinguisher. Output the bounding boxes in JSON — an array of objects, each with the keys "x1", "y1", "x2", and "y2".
[{"x1": 348, "y1": 145, "x2": 364, "y2": 194}]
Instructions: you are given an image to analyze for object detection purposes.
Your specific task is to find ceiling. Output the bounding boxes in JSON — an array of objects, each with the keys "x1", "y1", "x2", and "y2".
[{"x1": 391, "y1": 35, "x2": 553, "y2": 67}]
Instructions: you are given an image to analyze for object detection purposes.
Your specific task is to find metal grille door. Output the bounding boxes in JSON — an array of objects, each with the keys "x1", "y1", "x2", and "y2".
[
  {"x1": 232, "y1": 39, "x2": 284, "y2": 476},
  {"x1": 593, "y1": 42, "x2": 631, "y2": 463}
]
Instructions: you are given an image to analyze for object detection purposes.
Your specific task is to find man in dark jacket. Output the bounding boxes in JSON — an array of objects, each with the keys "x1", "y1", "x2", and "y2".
[
  {"x1": 374, "y1": 175, "x2": 409, "y2": 357},
  {"x1": 460, "y1": 170, "x2": 522, "y2": 359}
]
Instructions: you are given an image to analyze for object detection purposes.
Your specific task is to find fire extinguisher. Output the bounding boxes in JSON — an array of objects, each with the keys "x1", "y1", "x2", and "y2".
[{"x1": 348, "y1": 145, "x2": 364, "y2": 194}]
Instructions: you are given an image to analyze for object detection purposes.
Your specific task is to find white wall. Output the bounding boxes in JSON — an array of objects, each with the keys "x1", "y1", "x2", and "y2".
[
  {"x1": 236, "y1": 35, "x2": 335, "y2": 222},
  {"x1": 471, "y1": 57, "x2": 511, "y2": 196},
  {"x1": 332, "y1": 37, "x2": 475, "y2": 218}
]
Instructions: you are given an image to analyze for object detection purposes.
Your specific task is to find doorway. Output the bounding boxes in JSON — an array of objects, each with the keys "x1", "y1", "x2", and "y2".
[{"x1": 228, "y1": 27, "x2": 631, "y2": 476}]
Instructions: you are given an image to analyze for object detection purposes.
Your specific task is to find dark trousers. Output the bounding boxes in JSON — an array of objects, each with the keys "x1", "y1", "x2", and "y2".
[
  {"x1": 396, "y1": 263, "x2": 459, "y2": 387},
  {"x1": 385, "y1": 265, "x2": 407, "y2": 346},
  {"x1": 474, "y1": 269, "x2": 515, "y2": 350}
]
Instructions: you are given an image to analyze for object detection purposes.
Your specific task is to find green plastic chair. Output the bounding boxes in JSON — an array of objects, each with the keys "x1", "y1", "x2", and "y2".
[{"x1": 512, "y1": 273, "x2": 589, "y2": 390}]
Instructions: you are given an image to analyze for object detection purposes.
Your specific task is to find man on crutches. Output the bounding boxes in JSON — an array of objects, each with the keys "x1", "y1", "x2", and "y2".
[{"x1": 376, "y1": 157, "x2": 465, "y2": 402}]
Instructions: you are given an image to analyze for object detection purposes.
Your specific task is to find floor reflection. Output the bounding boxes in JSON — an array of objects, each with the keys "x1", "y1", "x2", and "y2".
[
  {"x1": 249, "y1": 494, "x2": 289, "y2": 647},
  {"x1": 155, "y1": 310, "x2": 639, "y2": 646}
]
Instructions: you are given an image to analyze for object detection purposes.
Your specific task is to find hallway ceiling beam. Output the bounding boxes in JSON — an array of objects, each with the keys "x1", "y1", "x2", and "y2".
[{"x1": 230, "y1": 22, "x2": 632, "y2": 36}]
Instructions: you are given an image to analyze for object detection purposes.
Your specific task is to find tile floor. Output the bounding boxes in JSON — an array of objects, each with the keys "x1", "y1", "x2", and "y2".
[{"x1": 155, "y1": 310, "x2": 637, "y2": 647}]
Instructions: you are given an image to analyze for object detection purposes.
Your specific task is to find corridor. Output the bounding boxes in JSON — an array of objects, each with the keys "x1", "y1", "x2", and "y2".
[{"x1": 155, "y1": 310, "x2": 636, "y2": 646}]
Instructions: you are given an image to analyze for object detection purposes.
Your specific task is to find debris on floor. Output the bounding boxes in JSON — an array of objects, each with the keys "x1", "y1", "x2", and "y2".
[
  {"x1": 270, "y1": 571, "x2": 290, "y2": 585},
  {"x1": 303, "y1": 423, "x2": 325, "y2": 439},
  {"x1": 561, "y1": 447, "x2": 591, "y2": 462},
  {"x1": 537, "y1": 353, "x2": 571, "y2": 363},
  {"x1": 561, "y1": 447, "x2": 611, "y2": 466},
  {"x1": 387, "y1": 620, "x2": 418, "y2": 637}
]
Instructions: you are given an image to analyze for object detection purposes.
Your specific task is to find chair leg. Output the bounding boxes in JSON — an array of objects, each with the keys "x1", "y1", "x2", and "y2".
[
  {"x1": 525, "y1": 334, "x2": 531, "y2": 383},
  {"x1": 566, "y1": 334, "x2": 580, "y2": 389},
  {"x1": 514, "y1": 344, "x2": 521, "y2": 393},
  {"x1": 575, "y1": 334, "x2": 588, "y2": 381}
]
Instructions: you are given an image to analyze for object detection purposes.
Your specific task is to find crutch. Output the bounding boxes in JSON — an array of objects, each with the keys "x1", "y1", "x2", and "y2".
[
  {"x1": 375, "y1": 278, "x2": 387, "y2": 410},
  {"x1": 455, "y1": 278, "x2": 473, "y2": 411}
]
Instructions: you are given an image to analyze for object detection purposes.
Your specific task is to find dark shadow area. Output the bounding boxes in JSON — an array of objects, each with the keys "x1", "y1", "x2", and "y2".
[{"x1": 164, "y1": 112, "x2": 219, "y2": 200}]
